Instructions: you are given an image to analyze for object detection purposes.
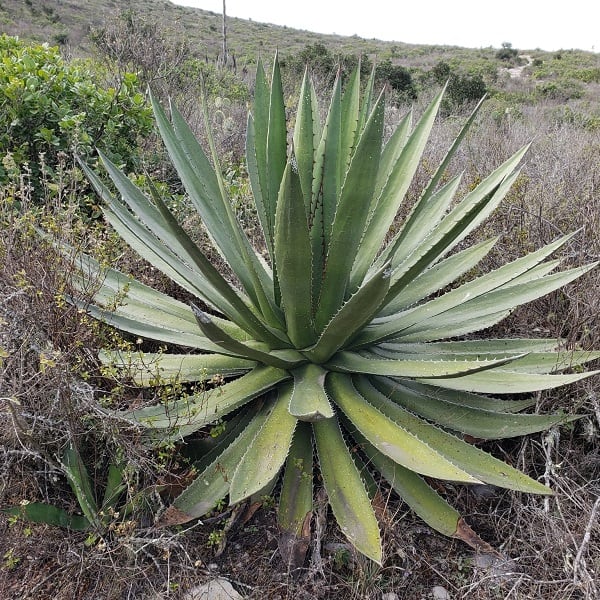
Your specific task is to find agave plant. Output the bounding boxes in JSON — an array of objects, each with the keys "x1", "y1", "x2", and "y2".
[{"x1": 72, "y1": 58, "x2": 598, "y2": 564}]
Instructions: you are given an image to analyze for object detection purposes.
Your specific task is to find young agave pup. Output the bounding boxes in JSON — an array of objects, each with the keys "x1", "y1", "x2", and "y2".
[{"x1": 74, "y1": 57, "x2": 598, "y2": 564}]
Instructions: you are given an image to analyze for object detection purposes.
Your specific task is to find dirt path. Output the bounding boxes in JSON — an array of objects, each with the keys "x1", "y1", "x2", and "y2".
[{"x1": 507, "y1": 54, "x2": 533, "y2": 78}]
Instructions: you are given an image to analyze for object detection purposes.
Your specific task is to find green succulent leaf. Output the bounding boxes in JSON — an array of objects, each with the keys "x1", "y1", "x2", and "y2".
[
  {"x1": 274, "y1": 160, "x2": 316, "y2": 348},
  {"x1": 278, "y1": 422, "x2": 314, "y2": 536},
  {"x1": 288, "y1": 363, "x2": 334, "y2": 421},
  {"x1": 373, "y1": 376, "x2": 578, "y2": 439},
  {"x1": 100, "y1": 350, "x2": 255, "y2": 385},
  {"x1": 2, "y1": 503, "x2": 90, "y2": 531},
  {"x1": 329, "y1": 373, "x2": 480, "y2": 483},
  {"x1": 166, "y1": 401, "x2": 272, "y2": 522},
  {"x1": 119, "y1": 366, "x2": 290, "y2": 431},
  {"x1": 356, "y1": 376, "x2": 553, "y2": 494},
  {"x1": 314, "y1": 416, "x2": 382, "y2": 564},
  {"x1": 229, "y1": 383, "x2": 298, "y2": 503}
]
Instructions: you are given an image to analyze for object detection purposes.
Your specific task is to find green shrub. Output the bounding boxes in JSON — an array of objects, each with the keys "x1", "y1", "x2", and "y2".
[
  {"x1": 430, "y1": 60, "x2": 488, "y2": 110},
  {"x1": 71, "y1": 58, "x2": 598, "y2": 565},
  {"x1": 375, "y1": 58, "x2": 416, "y2": 101},
  {"x1": 496, "y1": 42, "x2": 518, "y2": 62},
  {"x1": 0, "y1": 35, "x2": 153, "y2": 201}
]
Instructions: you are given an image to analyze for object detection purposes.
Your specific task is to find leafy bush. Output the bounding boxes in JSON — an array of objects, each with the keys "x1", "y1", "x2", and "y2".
[
  {"x1": 496, "y1": 42, "x2": 518, "y2": 62},
  {"x1": 375, "y1": 58, "x2": 416, "y2": 101},
  {"x1": 0, "y1": 35, "x2": 153, "y2": 200},
  {"x1": 283, "y1": 42, "x2": 372, "y2": 85},
  {"x1": 430, "y1": 60, "x2": 487, "y2": 109},
  {"x1": 71, "y1": 58, "x2": 598, "y2": 565}
]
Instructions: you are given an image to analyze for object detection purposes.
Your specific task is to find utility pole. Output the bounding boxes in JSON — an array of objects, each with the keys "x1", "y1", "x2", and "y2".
[{"x1": 221, "y1": 0, "x2": 228, "y2": 67}]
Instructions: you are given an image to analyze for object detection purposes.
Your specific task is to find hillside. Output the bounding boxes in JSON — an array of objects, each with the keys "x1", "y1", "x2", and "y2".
[{"x1": 0, "y1": 0, "x2": 541, "y2": 66}]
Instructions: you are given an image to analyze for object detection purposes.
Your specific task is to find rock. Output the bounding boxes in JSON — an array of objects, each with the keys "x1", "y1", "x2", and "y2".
[
  {"x1": 381, "y1": 593, "x2": 399, "y2": 600},
  {"x1": 182, "y1": 578, "x2": 244, "y2": 600},
  {"x1": 431, "y1": 585, "x2": 450, "y2": 599}
]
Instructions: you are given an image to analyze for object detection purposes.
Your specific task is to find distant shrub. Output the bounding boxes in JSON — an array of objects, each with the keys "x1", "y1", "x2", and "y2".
[
  {"x1": 496, "y1": 42, "x2": 518, "y2": 61},
  {"x1": 535, "y1": 79, "x2": 584, "y2": 101},
  {"x1": 0, "y1": 35, "x2": 153, "y2": 203},
  {"x1": 431, "y1": 60, "x2": 452, "y2": 84},
  {"x1": 375, "y1": 58, "x2": 416, "y2": 101},
  {"x1": 282, "y1": 42, "x2": 372, "y2": 85},
  {"x1": 430, "y1": 60, "x2": 487, "y2": 110}
]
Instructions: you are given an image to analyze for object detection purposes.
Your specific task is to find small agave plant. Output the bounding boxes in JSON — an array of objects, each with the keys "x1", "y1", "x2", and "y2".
[{"x1": 73, "y1": 57, "x2": 598, "y2": 564}]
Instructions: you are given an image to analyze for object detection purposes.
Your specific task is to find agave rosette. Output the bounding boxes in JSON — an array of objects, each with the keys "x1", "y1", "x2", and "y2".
[{"x1": 73, "y1": 58, "x2": 599, "y2": 563}]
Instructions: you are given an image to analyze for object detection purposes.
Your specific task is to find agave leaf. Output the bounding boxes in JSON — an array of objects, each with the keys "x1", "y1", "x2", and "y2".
[
  {"x1": 97, "y1": 152, "x2": 285, "y2": 342},
  {"x1": 317, "y1": 93, "x2": 385, "y2": 328},
  {"x1": 306, "y1": 263, "x2": 391, "y2": 364},
  {"x1": 278, "y1": 422, "x2": 313, "y2": 535},
  {"x1": 154, "y1": 93, "x2": 282, "y2": 329},
  {"x1": 346, "y1": 424, "x2": 461, "y2": 538},
  {"x1": 98, "y1": 196, "x2": 284, "y2": 345},
  {"x1": 100, "y1": 350, "x2": 255, "y2": 385},
  {"x1": 380, "y1": 237, "x2": 499, "y2": 316},
  {"x1": 314, "y1": 416, "x2": 382, "y2": 564},
  {"x1": 278, "y1": 422, "x2": 313, "y2": 567},
  {"x1": 184, "y1": 411, "x2": 256, "y2": 475},
  {"x1": 329, "y1": 373, "x2": 480, "y2": 482},
  {"x1": 374, "y1": 95, "x2": 485, "y2": 273},
  {"x1": 352, "y1": 432, "x2": 496, "y2": 552},
  {"x1": 360, "y1": 261, "x2": 594, "y2": 347},
  {"x1": 361, "y1": 172, "x2": 465, "y2": 289},
  {"x1": 81, "y1": 163, "x2": 228, "y2": 312},
  {"x1": 394, "y1": 378, "x2": 536, "y2": 413},
  {"x1": 2, "y1": 503, "x2": 90, "y2": 531},
  {"x1": 417, "y1": 369, "x2": 599, "y2": 394},
  {"x1": 327, "y1": 350, "x2": 524, "y2": 378},
  {"x1": 385, "y1": 309, "x2": 514, "y2": 343},
  {"x1": 70, "y1": 254, "x2": 253, "y2": 342},
  {"x1": 372, "y1": 376, "x2": 577, "y2": 439},
  {"x1": 288, "y1": 363, "x2": 335, "y2": 421},
  {"x1": 354, "y1": 88, "x2": 446, "y2": 283},
  {"x1": 190, "y1": 305, "x2": 305, "y2": 369},
  {"x1": 339, "y1": 63, "x2": 361, "y2": 175},
  {"x1": 356, "y1": 376, "x2": 553, "y2": 494},
  {"x1": 384, "y1": 149, "x2": 527, "y2": 301},
  {"x1": 120, "y1": 366, "x2": 289, "y2": 431},
  {"x1": 62, "y1": 444, "x2": 100, "y2": 529},
  {"x1": 500, "y1": 351, "x2": 600, "y2": 373},
  {"x1": 101, "y1": 463, "x2": 127, "y2": 511},
  {"x1": 379, "y1": 232, "x2": 577, "y2": 331},
  {"x1": 166, "y1": 402, "x2": 273, "y2": 522},
  {"x1": 229, "y1": 382, "x2": 298, "y2": 503},
  {"x1": 380, "y1": 339, "x2": 563, "y2": 356},
  {"x1": 293, "y1": 68, "x2": 318, "y2": 209},
  {"x1": 265, "y1": 55, "x2": 288, "y2": 240},
  {"x1": 274, "y1": 160, "x2": 316, "y2": 348},
  {"x1": 395, "y1": 264, "x2": 597, "y2": 340},
  {"x1": 74, "y1": 299, "x2": 226, "y2": 353},
  {"x1": 246, "y1": 59, "x2": 271, "y2": 253},
  {"x1": 309, "y1": 74, "x2": 341, "y2": 311},
  {"x1": 372, "y1": 347, "x2": 600, "y2": 374},
  {"x1": 371, "y1": 110, "x2": 411, "y2": 206}
]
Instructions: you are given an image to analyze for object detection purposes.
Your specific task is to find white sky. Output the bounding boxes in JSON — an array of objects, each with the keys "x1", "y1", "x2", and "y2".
[{"x1": 171, "y1": 0, "x2": 599, "y2": 52}]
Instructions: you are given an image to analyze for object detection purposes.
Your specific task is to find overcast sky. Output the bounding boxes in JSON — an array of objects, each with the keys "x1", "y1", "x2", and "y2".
[{"x1": 171, "y1": 0, "x2": 599, "y2": 52}]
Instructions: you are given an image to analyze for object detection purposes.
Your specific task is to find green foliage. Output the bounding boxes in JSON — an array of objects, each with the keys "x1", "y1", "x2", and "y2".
[
  {"x1": 375, "y1": 58, "x2": 416, "y2": 101},
  {"x1": 72, "y1": 57, "x2": 598, "y2": 565},
  {"x1": 2, "y1": 443, "x2": 130, "y2": 535},
  {"x1": 0, "y1": 35, "x2": 153, "y2": 200},
  {"x1": 432, "y1": 60, "x2": 487, "y2": 110},
  {"x1": 496, "y1": 42, "x2": 518, "y2": 62},
  {"x1": 282, "y1": 42, "x2": 372, "y2": 84}
]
